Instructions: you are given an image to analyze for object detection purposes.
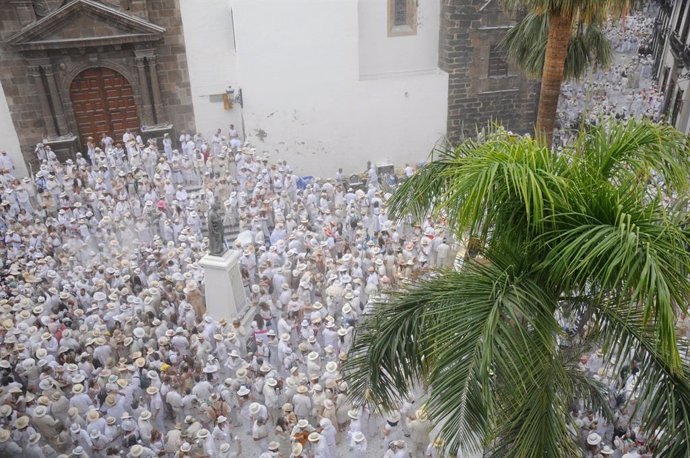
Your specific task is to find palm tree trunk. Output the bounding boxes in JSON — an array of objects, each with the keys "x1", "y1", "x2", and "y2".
[{"x1": 535, "y1": 11, "x2": 573, "y2": 147}]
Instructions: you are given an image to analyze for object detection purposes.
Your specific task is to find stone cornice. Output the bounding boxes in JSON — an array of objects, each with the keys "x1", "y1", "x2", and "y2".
[{"x1": 7, "y1": 0, "x2": 165, "y2": 51}]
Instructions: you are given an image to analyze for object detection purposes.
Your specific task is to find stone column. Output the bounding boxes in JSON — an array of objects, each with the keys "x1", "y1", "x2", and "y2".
[
  {"x1": 28, "y1": 65, "x2": 57, "y2": 138},
  {"x1": 41, "y1": 64, "x2": 69, "y2": 136},
  {"x1": 135, "y1": 55, "x2": 154, "y2": 126},
  {"x1": 147, "y1": 54, "x2": 165, "y2": 124}
]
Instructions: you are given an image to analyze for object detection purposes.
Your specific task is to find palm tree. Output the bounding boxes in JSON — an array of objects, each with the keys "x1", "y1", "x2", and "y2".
[
  {"x1": 345, "y1": 120, "x2": 690, "y2": 456},
  {"x1": 502, "y1": 0, "x2": 633, "y2": 145}
]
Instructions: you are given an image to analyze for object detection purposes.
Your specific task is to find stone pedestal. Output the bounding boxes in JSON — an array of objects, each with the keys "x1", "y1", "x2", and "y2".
[{"x1": 199, "y1": 249, "x2": 247, "y2": 322}]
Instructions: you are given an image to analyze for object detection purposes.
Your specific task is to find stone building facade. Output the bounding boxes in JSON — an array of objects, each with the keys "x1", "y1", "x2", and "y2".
[
  {"x1": 439, "y1": 0, "x2": 540, "y2": 143},
  {"x1": 0, "y1": 0, "x2": 195, "y2": 166}
]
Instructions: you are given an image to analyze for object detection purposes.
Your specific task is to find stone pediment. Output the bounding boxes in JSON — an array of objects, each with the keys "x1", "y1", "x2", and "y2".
[{"x1": 8, "y1": 0, "x2": 165, "y2": 51}]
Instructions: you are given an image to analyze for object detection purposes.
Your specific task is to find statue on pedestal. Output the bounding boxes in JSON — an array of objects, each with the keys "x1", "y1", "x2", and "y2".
[{"x1": 208, "y1": 200, "x2": 225, "y2": 256}]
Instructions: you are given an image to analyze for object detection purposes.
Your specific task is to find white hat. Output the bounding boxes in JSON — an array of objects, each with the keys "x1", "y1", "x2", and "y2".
[
  {"x1": 237, "y1": 385, "x2": 250, "y2": 397},
  {"x1": 586, "y1": 432, "x2": 602, "y2": 445}
]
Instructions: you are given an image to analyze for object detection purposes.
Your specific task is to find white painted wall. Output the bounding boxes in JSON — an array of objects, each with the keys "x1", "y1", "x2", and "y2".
[
  {"x1": 179, "y1": 0, "x2": 244, "y2": 140},
  {"x1": 181, "y1": 0, "x2": 448, "y2": 175},
  {"x1": 0, "y1": 80, "x2": 28, "y2": 177},
  {"x1": 229, "y1": 0, "x2": 448, "y2": 175},
  {"x1": 358, "y1": 0, "x2": 441, "y2": 78}
]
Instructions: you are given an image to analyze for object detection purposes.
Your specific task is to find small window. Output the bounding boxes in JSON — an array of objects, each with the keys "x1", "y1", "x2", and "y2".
[
  {"x1": 388, "y1": 0, "x2": 417, "y2": 37},
  {"x1": 488, "y1": 44, "x2": 509, "y2": 77}
]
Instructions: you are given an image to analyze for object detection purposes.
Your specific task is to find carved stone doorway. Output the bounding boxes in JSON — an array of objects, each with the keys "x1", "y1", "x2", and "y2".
[{"x1": 69, "y1": 67, "x2": 140, "y2": 148}]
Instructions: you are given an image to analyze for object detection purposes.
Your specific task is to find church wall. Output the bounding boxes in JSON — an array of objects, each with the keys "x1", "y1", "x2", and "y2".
[
  {"x1": 439, "y1": 0, "x2": 540, "y2": 143},
  {"x1": 178, "y1": 0, "x2": 243, "y2": 140},
  {"x1": 226, "y1": 0, "x2": 448, "y2": 175},
  {"x1": 0, "y1": 0, "x2": 196, "y2": 170},
  {"x1": 0, "y1": 80, "x2": 28, "y2": 177},
  {"x1": 357, "y1": 0, "x2": 441, "y2": 78}
]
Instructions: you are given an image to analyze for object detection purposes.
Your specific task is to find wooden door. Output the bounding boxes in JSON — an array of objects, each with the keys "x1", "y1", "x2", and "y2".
[{"x1": 70, "y1": 67, "x2": 140, "y2": 149}]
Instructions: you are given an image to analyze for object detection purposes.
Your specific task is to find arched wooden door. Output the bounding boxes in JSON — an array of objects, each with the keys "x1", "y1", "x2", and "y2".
[{"x1": 70, "y1": 67, "x2": 140, "y2": 149}]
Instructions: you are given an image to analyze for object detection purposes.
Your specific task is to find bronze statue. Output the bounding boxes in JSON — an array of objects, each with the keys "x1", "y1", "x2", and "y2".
[{"x1": 207, "y1": 200, "x2": 225, "y2": 256}]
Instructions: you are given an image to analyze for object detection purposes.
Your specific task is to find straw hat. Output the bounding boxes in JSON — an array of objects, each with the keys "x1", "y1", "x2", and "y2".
[
  {"x1": 15, "y1": 415, "x2": 30, "y2": 429},
  {"x1": 308, "y1": 432, "x2": 321, "y2": 443},
  {"x1": 104, "y1": 394, "x2": 117, "y2": 407},
  {"x1": 139, "y1": 410, "x2": 151, "y2": 420}
]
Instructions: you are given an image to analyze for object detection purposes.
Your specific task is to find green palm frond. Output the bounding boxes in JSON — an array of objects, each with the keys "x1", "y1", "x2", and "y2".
[
  {"x1": 502, "y1": 0, "x2": 635, "y2": 24},
  {"x1": 388, "y1": 129, "x2": 569, "y2": 242},
  {"x1": 596, "y1": 302, "x2": 690, "y2": 455},
  {"x1": 576, "y1": 119, "x2": 690, "y2": 195},
  {"x1": 347, "y1": 119, "x2": 690, "y2": 457},
  {"x1": 501, "y1": 12, "x2": 613, "y2": 81},
  {"x1": 346, "y1": 244, "x2": 562, "y2": 455}
]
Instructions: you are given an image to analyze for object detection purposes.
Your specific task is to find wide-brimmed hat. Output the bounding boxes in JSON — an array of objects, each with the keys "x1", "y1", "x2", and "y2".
[
  {"x1": 15, "y1": 415, "x2": 30, "y2": 429},
  {"x1": 139, "y1": 410, "x2": 151, "y2": 420},
  {"x1": 237, "y1": 386, "x2": 250, "y2": 396},
  {"x1": 308, "y1": 432, "x2": 321, "y2": 443},
  {"x1": 130, "y1": 444, "x2": 144, "y2": 457},
  {"x1": 587, "y1": 432, "x2": 602, "y2": 445}
]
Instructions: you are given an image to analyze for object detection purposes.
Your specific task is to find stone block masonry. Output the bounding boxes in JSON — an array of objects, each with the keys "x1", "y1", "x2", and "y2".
[{"x1": 439, "y1": 0, "x2": 540, "y2": 144}]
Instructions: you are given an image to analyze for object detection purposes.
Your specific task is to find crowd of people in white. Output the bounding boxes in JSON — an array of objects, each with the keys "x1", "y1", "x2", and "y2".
[
  {"x1": 556, "y1": 10, "x2": 664, "y2": 147},
  {"x1": 0, "y1": 123, "x2": 458, "y2": 458},
  {"x1": 0, "y1": 5, "x2": 667, "y2": 457}
]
